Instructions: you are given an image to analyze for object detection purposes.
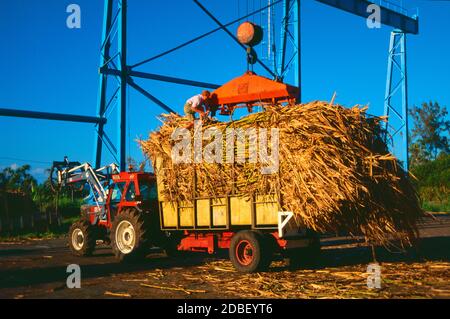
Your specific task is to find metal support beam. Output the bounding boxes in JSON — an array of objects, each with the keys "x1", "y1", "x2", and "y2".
[
  {"x1": 118, "y1": 0, "x2": 127, "y2": 172},
  {"x1": 127, "y1": 79, "x2": 176, "y2": 114},
  {"x1": 294, "y1": 0, "x2": 301, "y2": 102},
  {"x1": 94, "y1": 0, "x2": 113, "y2": 169},
  {"x1": 279, "y1": 0, "x2": 290, "y2": 76},
  {"x1": 315, "y1": 0, "x2": 418, "y2": 34},
  {"x1": 100, "y1": 67, "x2": 220, "y2": 89},
  {"x1": 383, "y1": 30, "x2": 409, "y2": 171},
  {"x1": 130, "y1": 70, "x2": 220, "y2": 89},
  {"x1": 0, "y1": 108, "x2": 106, "y2": 124}
]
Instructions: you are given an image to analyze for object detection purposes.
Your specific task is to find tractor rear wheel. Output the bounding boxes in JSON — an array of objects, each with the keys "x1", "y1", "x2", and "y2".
[
  {"x1": 111, "y1": 208, "x2": 150, "y2": 262},
  {"x1": 229, "y1": 230, "x2": 272, "y2": 273},
  {"x1": 68, "y1": 219, "x2": 97, "y2": 256}
]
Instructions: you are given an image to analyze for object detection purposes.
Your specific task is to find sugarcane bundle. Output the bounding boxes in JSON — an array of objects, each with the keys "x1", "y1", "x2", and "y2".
[{"x1": 140, "y1": 101, "x2": 423, "y2": 246}]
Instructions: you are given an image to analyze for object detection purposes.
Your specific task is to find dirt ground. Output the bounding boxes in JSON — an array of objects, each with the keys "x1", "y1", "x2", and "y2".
[{"x1": 0, "y1": 215, "x2": 449, "y2": 299}]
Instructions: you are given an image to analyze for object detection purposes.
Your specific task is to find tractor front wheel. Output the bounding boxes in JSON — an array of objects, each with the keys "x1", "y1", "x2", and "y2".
[
  {"x1": 111, "y1": 208, "x2": 150, "y2": 262},
  {"x1": 68, "y1": 219, "x2": 97, "y2": 256}
]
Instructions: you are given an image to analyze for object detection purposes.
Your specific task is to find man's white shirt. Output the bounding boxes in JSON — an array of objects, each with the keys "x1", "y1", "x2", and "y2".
[{"x1": 186, "y1": 94, "x2": 204, "y2": 108}]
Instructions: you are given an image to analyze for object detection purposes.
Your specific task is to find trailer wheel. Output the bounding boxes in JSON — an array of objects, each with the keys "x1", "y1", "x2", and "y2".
[
  {"x1": 229, "y1": 231, "x2": 272, "y2": 273},
  {"x1": 111, "y1": 208, "x2": 150, "y2": 262},
  {"x1": 68, "y1": 219, "x2": 96, "y2": 256}
]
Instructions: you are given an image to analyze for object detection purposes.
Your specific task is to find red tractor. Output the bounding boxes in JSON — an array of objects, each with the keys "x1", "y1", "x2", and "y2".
[{"x1": 51, "y1": 159, "x2": 163, "y2": 261}]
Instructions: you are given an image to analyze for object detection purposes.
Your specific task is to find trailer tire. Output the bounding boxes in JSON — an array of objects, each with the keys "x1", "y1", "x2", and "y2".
[
  {"x1": 229, "y1": 231, "x2": 272, "y2": 273},
  {"x1": 111, "y1": 208, "x2": 150, "y2": 262},
  {"x1": 68, "y1": 219, "x2": 96, "y2": 257}
]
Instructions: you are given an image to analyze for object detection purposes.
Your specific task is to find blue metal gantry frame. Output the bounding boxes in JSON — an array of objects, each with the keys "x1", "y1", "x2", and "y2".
[
  {"x1": 0, "y1": 0, "x2": 418, "y2": 172},
  {"x1": 316, "y1": 0, "x2": 419, "y2": 34},
  {"x1": 95, "y1": 0, "x2": 223, "y2": 171},
  {"x1": 95, "y1": 0, "x2": 300, "y2": 171},
  {"x1": 279, "y1": 0, "x2": 301, "y2": 97},
  {"x1": 384, "y1": 30, "x2": 409, "y2": 170}
]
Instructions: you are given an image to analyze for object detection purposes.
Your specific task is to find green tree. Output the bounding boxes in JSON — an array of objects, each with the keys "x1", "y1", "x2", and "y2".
[
  {"x1": 410, "y1": 153, "x2": 450, "y2": 212},
  {"x1": 409, "y1": 142, "x2": 429, "y2": 167},
  {"x1": 409, "y1": 101, "x2": 450, "y2": 165},
  {"x1": 31, "y1": 180, "x2": 55, "y2": 212},
  {"x1": 0, "y1": 164, "x2": 37, "y2": 195}
]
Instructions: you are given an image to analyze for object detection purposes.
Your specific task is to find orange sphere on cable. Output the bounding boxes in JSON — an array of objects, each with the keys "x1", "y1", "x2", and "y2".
[{"x1": 237, "y1": 22, "x2": 263, "y2": 47}]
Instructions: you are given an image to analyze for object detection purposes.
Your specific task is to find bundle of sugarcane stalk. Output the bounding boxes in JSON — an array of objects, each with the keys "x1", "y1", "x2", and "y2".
[{"x1": 140, "y1": 101, "x2": 423, "y2": 246}]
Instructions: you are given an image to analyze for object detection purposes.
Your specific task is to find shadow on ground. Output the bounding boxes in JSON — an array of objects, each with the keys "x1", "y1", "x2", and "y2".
[
  {"x1": 0, "y1": 236, "x2": 449, "y2": 289},
  {"x1": 318, "y1": 236, "x2": 450, "y2": 267}
]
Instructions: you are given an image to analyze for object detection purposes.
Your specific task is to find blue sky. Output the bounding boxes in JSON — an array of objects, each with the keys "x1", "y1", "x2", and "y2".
[{"x1": 0, "y1": 0, "x2": 449, "y2": 181}]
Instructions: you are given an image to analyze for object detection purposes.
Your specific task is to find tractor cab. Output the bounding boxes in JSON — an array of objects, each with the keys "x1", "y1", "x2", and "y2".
[{"x1": 98, "y1": 172, "x2": 158, "y2": 228}]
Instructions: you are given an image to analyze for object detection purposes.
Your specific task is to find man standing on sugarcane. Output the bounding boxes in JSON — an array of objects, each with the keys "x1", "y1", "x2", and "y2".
[{"x1": 184, "y1": 90, "x2": 211, "y2": 122}]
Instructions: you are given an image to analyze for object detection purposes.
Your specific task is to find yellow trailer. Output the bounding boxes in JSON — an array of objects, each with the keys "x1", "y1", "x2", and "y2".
[{"x1": 154, "y1": 158, "x2": 320, "y2": 272}]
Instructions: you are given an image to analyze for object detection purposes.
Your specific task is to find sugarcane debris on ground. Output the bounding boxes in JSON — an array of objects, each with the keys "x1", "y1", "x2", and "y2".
[
  {"x1": 190, "y1": 259, "x2": 450, "y2": 298},
  {"x1": 104, "y1": 257, "x2": 449, "y2": 299},
  {"x1": 2, "y1": 229, "x2": 449, "y2": 299},
  {"x1": 140, "y1": 101, "x2": 424, "y2": 247}
]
